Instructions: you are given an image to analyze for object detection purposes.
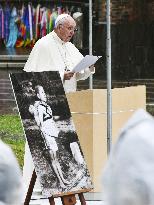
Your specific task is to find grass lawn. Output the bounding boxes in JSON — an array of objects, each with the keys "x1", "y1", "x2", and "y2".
[{"x1": 0, "y1": 115, "x2": 25, "y2": 168}]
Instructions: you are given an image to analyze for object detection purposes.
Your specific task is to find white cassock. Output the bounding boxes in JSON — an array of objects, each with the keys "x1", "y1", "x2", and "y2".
[
  {"x1": 23, "y1": 30, "x2": 94, "y2": 195},
  {"x1": 24, "y1": 30, "x2": 94, "y2": 93}
]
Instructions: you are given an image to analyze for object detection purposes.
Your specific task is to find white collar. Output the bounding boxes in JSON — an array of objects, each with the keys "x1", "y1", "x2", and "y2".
[{"x1": 52, "y1": 30, "x2": 66, "y2": 45}]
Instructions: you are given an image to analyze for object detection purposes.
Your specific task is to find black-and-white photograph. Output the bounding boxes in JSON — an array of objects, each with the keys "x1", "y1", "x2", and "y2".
[{"x1": 10, "y1": 71, "x2": 93, "y2": 197}]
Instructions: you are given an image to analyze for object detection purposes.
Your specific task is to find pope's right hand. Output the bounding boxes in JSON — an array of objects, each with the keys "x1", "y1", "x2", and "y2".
[{"x1": 64, "y1": 71, "x2": 74, "y2": 80}]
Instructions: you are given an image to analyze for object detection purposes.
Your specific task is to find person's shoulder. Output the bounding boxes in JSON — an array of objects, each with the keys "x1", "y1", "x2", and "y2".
[
  {"x1": 0, "y1": 140, "x2": 13, "y2": 158},
  {"x1": 36, "y1": 101, "x2": 47, "y2": 109},
  {"x1": 34, "y1": 101, "x2": 40, "y2": 108},
  {"x1": 67, "y1": 41, "x2": 76, "y2": 48},
  {"x1": 67, "y1": 42, "x2": 80, "y2": 52},
  {"x1": 0, "y1": 140, "x2": 20, "y2": 169},
  {"x1": 35, "y1": 33, "x2": 54, "y2": 48}
]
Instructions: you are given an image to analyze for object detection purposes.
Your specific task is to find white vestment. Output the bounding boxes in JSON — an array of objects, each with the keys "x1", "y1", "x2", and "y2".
[
  {"x1": 23, "y1": 31, "x2": 94, "y2": 195},
  {"x1": 24, "y1": 30, "x2": 93, "y2": 93}
]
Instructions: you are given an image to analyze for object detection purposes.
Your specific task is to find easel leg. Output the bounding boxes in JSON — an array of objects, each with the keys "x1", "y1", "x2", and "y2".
[
  {"x1": 24, "y1": 169, "x2": 37, "y2": 205},
  {"x1": 61, "y1": 194, "x2": 77, "y2": 205},
  {"x1": 78, "y1": 193, "x2": 86, "y2": 205},
  {"x1": 49, "y1": 196, "x2": 55, "y2": 205}
]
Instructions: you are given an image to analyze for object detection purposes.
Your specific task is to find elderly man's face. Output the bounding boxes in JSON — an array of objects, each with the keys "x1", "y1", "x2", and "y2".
[{"x1": 59, "y1": 18, "x2": 76, "y2": 42}]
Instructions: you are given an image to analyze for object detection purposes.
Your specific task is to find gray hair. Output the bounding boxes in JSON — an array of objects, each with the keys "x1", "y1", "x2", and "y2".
[
  {"x1": 54, "y1": 14, "x2": 71, "y2": 28},
  {"x1": 102, "y1": 109, "x2": 154, "y2": 205},
  {"x1": 0, "y1": 140, "x2": 23, "y2": 205}
]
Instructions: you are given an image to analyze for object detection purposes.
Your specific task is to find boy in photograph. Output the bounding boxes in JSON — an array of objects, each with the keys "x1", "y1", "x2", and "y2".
[{"x1": 29, "y1": 85, "x2": 70, "y2": 188}]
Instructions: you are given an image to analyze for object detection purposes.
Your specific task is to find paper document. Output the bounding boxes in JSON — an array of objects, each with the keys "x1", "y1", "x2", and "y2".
[{"x1": 71, "y1": 55, "x2": 102, "y2": 73}]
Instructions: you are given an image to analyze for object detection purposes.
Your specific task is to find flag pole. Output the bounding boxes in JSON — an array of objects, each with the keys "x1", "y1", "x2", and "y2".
[
  {"x1": 106, "y1": 0, "x2": 112, "y2": 154},
  {"x1": 89, "y1": 0, "x2": 93, "y2": 89}
]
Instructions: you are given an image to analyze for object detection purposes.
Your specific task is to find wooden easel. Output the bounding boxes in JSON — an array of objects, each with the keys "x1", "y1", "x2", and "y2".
[{"x1": 24, "y1": 169, "x2": 87, "y2": 205}]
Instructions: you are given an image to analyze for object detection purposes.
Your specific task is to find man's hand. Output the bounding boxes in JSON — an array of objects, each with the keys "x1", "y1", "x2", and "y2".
[
  {"x1": 89, "y1": 65, "x2": 95, "y2": 73},
  {"x1": 64, "y1": 71, "x2": 75, "y2": 80}
]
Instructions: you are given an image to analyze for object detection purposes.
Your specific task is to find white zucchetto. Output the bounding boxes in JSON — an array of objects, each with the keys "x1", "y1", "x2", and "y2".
[{"x1": 55, "y1": 14, "x2": 70, "y2": 28}]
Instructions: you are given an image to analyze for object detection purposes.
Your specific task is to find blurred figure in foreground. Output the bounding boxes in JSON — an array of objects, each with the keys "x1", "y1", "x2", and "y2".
[
  {"x1": 0, "y1": 140, "x2": 23, "y2": 205},
  {"x1": 102, "y1": 109, "x2": 154, "y2": 205}
]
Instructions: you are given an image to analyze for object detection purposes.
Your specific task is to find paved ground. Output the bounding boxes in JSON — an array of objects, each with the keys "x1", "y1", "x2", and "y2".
[
  {"x1": 30, "y1": 198, "x2": 104, "y2": 205},
  {"x1": 29, "y1": 192, "x2": 105, "y2": 205}
]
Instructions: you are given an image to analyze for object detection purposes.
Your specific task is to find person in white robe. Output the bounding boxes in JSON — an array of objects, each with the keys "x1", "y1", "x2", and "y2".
[
  {"x1": 23, "y1": 14, "x2": 94, "y2": 195},
  {"x1": 0, "y1": 140, "x2": 23, "y2": 205},
  {"x1": 102, "y1": 109, "x2": 154, "y2": 205},
  {"x1": 24, "y1": 13, "x2": 94, "y2": 93}
]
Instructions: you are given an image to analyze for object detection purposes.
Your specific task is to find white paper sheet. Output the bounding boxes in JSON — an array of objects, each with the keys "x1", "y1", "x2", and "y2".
[{"x1": 71, "y1": 55, "x2": 102, "y2": 73}]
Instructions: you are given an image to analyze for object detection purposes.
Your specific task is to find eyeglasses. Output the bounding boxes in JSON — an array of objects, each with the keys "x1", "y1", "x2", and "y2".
[
  {"x1": 67, "y1": 27, "x2": 78, "y2": 32},
  {"x1": 59, "y1": 24, "x2": 78, "y2": 32}
]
